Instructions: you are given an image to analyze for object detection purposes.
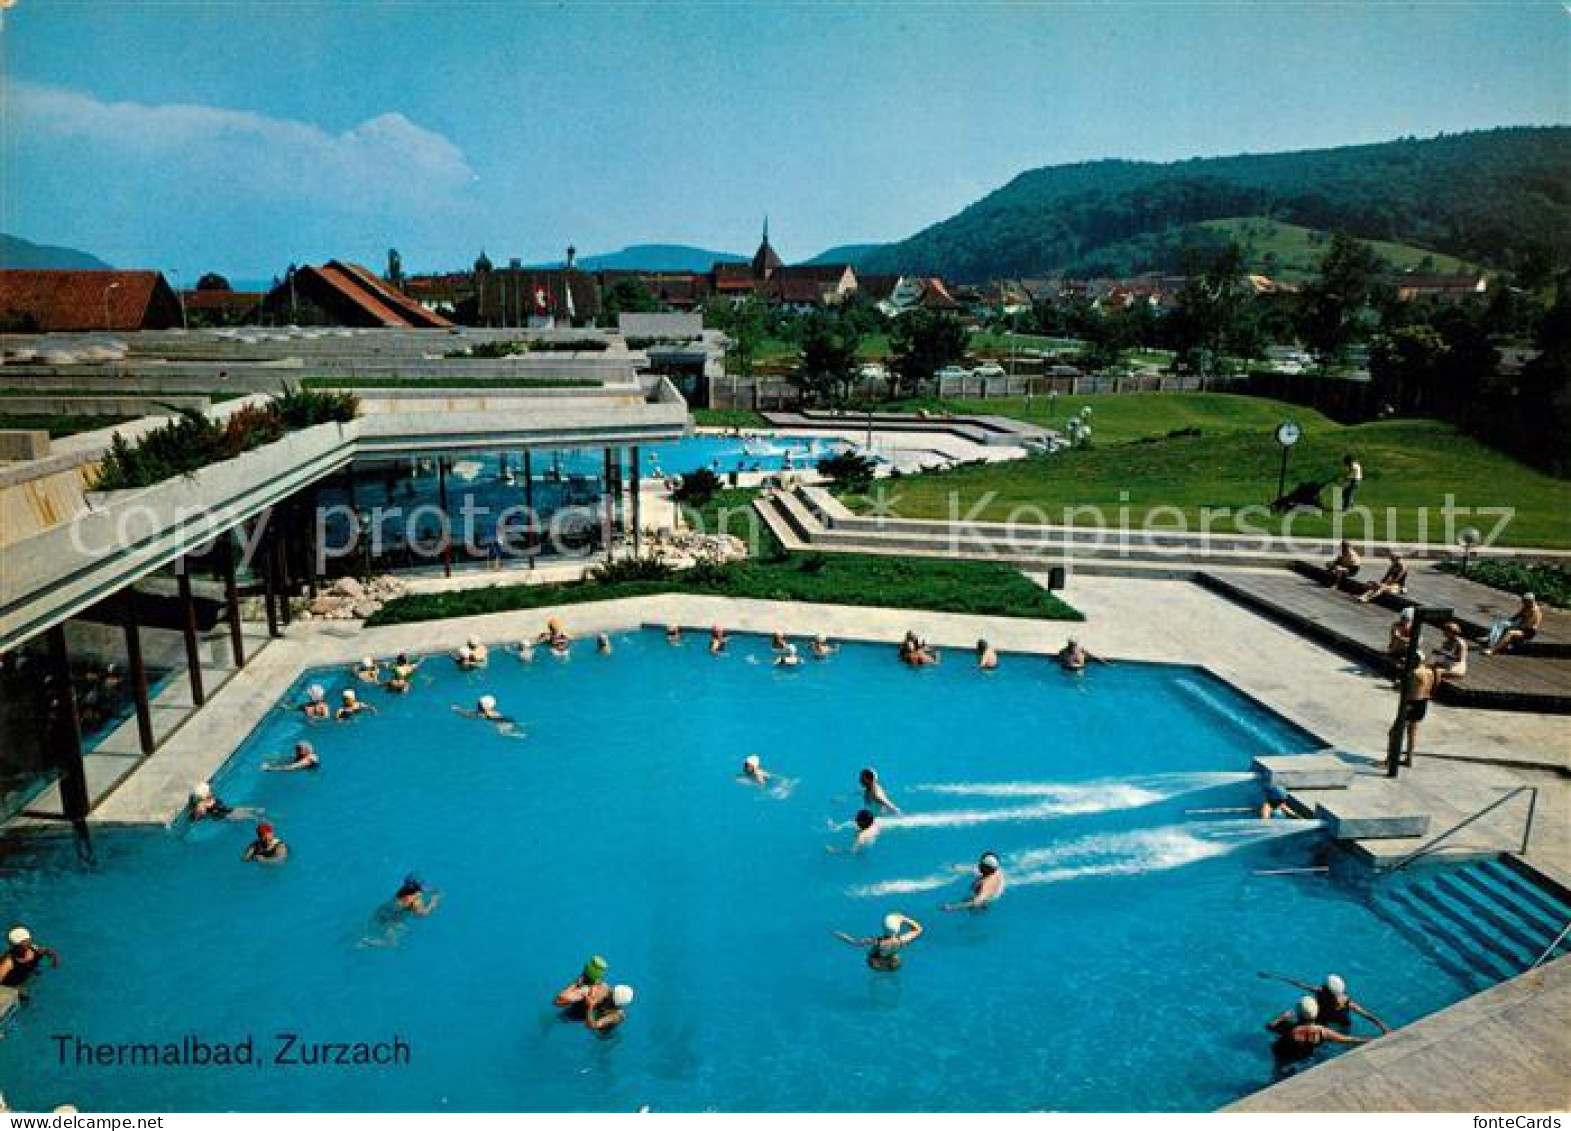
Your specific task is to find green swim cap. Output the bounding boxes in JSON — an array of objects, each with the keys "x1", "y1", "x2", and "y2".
[{"x1": 583, "y1": 955, "x2": 609, "y2": 983}]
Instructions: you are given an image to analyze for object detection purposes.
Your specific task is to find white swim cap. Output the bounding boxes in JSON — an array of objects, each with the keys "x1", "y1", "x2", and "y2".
[
  {"x1": 192, "y1": 781, "x2": 212, "y2": 799},
  {"x1": 479, "y1": 695, "x2": 497, "y2": 712},
  {"x1": 295, "y1": 741, "x2": 314, "y2": 758},
  {"x1": 7, "y1": 927, "x2": 30, "y2": 946},
  {"x1": 308, "y1": 684, "x2": 325, "y2": 701},
  {"x1": 883, "y1": 913, "x2": 903, "y2": 934},
  {"x1": 361, "y1": 656, "x2": 374, "y2": 668},
  {"x1": 786, "y1": 643, "x2": 798, "y2": 654},
  {"x1": 342, "y1": 688, "x2": 356, "y2": 701},
  {"x1": 612, "y1": 984, "x2": 635, "y2": 1008},
  {"x1": 979, "y1": 852, "x2": 1001, "y2": 873},
  {"x1": 457, "y1": 645, "x2": 472, "y2": 659},
  {"x1": 1297, "y1": 995, "x2": 1319, "y2": 1021},
  {"x1": 744, "y1": 755, "x2": 760, "y2": 770},
  {"x1": 1324, "y1": 974, "x2": 1346, "y2": 996}
]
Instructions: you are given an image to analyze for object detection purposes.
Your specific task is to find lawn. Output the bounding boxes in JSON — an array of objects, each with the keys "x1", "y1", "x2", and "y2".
[
  {"x1": 691, "y1": 408, "x2": 770, "y2": 429},
  {"x1": 1199, "y1": 216, "x2": 1476, "y2": 283},
  {"x1": 846, "y1": 417, "x2": 1571, "y2": 549},
  {"x1": 0, "y1": 412, "x2": 133, "y2": 438},
  {"x1": 299, "y1": 376, "x2": 599, "y2": 391},
  {"x1": 890, "y1": 391, "x2": 1339, "y2": 445}
]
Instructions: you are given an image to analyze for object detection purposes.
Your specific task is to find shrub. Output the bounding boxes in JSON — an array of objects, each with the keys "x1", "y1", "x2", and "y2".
[
  {"x1": 527, "y1": 338, "x2": 609, "y2": 352},
  {"x1": 271, "y1": 384, "x2": 360, "y2": 428},
  {"x1": 817, "y1": 450, "x2": 878, "y2": 491},
  {"x1": 589, "y1": 556, "x2": 677, "y2": 585},
  {"x1": 672, "y1": 467, "x2": 723, "y2": 508},
  {"x1": 1437, "y1": 558, "x2": 1570, "y2": 608},
  {"x1": 448, "y1": 340, "x2": 528, "y2": 359}
]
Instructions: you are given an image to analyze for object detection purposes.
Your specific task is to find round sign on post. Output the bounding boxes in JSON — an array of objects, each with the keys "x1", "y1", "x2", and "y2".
[{"x1": 1274, "y1": 420, "x2": 1301, "y2": 505}]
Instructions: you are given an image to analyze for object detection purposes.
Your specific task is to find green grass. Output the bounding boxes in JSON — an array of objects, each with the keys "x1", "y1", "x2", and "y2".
[
  {"x1": 1437, "y1": 559, "x2": 1570, "y2": 609},
  {"x1": 0, "y1": 413, "x2": 133, "y2": 437},
  {"x1": 1200, "y1": 217, "x2": 1477, "y2": 282},
  {"x1": 890, "y1": 392, "x2": 1337, "y2": 446},
  {"x1": 691, "y1": 408, "x2": 769, "y2": 429},
  {"x1": 848, "y1": 417, "x2": 1571, "y2": 548},
  {"x1": 299, "y1": 376, "x2": 600, "y2": 391}
]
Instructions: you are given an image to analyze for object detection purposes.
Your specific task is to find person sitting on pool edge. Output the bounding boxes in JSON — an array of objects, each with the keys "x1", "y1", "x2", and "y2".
[
  {"x1": 1485, "y1": 593, "x2": 1544, "y2": 655},
  {"x1": 836, "y1": 913, "x2": 924, "y2": 971},
  {"x1": 1324, "y1": 540, "x2": 1362, "y2": 588},
  {"x1": 585, "y1": 984, "x2": 635, "y2": 1033},
  {"x1": 354, "y1": 655, "x2": 381, "y2": 684},
  {"x1": 1357, "y1": 551, "x2": 1408, "y2": 604},
  {"x1": 555, "y1": 956, "x2": 612, "y2": 1014},
  {"x1": 976, "y1": 639, "x2": 999, "y2": 670},
  {"x1": 0, "y1": 926, "x2": 59, "y2": 990},
  {"x1": 740, "y1": 755, "x2": 769, "y2": 785},
  {"x1": 1387, "y1": 607, "x2": 1415, "y2": 659},
  {"x1": 709, "y1": 625, "x2": 728, "y2": 654},
  {"x1": 242, "y1": 822, "x2": 288, "y2": 863},
  {"x1": 944, "y1": 852, "x2": 1005, "y2": 911},
  {"x1": 1429, "y1": 621, "x2": 1469, "y2": 682},
  {"x1": 1266, "y1": 973, "x2": 1389, "y2": 1035},
  {"x1": 337, "y1": 688, "x2": 375, "y2": 720},
  {"x1": 263, "y1": 740, "x2": 319, "y2": 773},
  {"x1": 187, "y1": 781, "x2": 233, "y2": 822},
  {"x1": 385, "y1": 653, "x2": 420, "y2": 693},
  {"x1": 1267, "y1": 996, "x2": 1369, "y2": 1075},
  {"x1": 860, "y1": 768, "x2": 900, "y2": 814}
]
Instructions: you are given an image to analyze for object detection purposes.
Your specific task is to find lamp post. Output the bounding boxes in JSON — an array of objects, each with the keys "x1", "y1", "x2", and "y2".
[
  {"x1": 1386, "y1": 604, "x2": 1453, "y2": 778},
  {"x1": 357, "y1": 510, "x2": 373, "y2": 583},
  {"x1": 102, "y1": 280, "x2": 121, "y2": 331},
  {"x1": 1459, "y1": 526, "x2": 1481, "y2": 578}
]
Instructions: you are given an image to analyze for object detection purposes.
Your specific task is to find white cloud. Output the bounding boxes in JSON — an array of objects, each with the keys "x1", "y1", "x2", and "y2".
[{"x1": 4, "y1": 81, "x2": 477, "y2": 208}]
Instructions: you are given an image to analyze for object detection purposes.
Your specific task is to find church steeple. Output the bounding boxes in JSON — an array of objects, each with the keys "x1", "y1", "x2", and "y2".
[{"x1": 751, "y1": 216, "x2": 782, "y2": 280}]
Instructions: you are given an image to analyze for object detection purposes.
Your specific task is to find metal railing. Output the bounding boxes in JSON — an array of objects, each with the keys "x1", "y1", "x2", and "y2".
[
  {"x1": 1530, "y1": 920, "x2": 1571, "y2": 970},
  {"x1": 1389, "y1": 785, "x2": 1539, "y2": 872}
]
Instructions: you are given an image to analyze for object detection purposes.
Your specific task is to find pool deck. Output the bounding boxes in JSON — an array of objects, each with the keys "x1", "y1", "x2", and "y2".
[{"x1": 12, "y1": 571, "x2": 1570, "y2": 1111}]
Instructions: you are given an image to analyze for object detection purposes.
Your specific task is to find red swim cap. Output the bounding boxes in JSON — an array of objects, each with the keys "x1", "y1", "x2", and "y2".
[{"x1": 257, "y1": 823, "x2": 275, "y2": 838}]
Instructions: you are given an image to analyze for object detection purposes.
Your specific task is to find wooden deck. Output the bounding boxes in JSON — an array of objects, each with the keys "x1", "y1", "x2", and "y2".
[{"x1": 1199, "y1": 569, "x2": 1571, "y2": 715}]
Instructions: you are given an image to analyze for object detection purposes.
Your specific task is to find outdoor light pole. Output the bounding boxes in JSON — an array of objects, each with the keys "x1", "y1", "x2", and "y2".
[
  {"x1": 1385, "y1": 605, "x2": 1453, "y2": 778},
  {"x1": 1459, "y1": 526, "x2": 1481, "y2": 578}
]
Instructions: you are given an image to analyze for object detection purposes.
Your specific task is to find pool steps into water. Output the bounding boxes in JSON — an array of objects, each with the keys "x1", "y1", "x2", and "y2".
[{"x1": 1372, "y1": 858, "x2": 1571, "y2": 994}]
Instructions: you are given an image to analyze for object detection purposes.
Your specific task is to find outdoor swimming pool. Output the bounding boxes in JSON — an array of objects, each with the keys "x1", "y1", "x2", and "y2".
[{"x1": 0, "y1": 632, "x2": 1515, "y2": 1111}]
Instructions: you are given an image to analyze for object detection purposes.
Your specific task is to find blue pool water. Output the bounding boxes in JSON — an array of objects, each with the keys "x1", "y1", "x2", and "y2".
[{"x1": 0, "y1": 633, "x2": 1497, "y2": 1111}]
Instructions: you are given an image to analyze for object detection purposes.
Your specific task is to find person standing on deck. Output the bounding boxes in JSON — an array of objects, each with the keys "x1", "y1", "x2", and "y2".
[{"x1": 1340, "y1": 455, "x2": 1363, "y2": 511}]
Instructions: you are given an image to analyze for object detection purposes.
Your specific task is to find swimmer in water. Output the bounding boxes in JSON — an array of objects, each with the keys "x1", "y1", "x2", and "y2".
[
  {"x1": 944, "y1": 851, "x2": 1005, "y2": 911},
  {"x1": 336, "y1": 688, "x2": 375, "y2": 720},
  {"x1": 385, "y1": 653, "x2": 420, "y2": 693},
  {"x1": 0, "y1": 926, "x2": 59, "y2": 992},
  {"x1": 665, "y1": 624, "x2": 683, "y2": 645},
  {"x1": 187, "y1": 781, "x2": 233, "y2": 822},
  {"x1": 585, "y1": 984, "x2": 634, "y2": 1033},
  {"x1": 836, "y1": 913, "x2": 923, "y2": 971},
  {"x1": 299, "y1": 684, "x2": 331, "y2": 720},
  {"x1": 241, "y1": 822, "x2": 288, "y2": 863},
  {"x1": 390, "y1": 874, "x2": 439, "y2": 917},
  {"x1": 776, "y1": 642, "x2": 802, "y2": 668},
  {"x1": 515, "y1": 640, "x2": 537, "y2": 664},
  {"x1": 1267, "y1": 996, "x2": 1369, "y2": 1075},
  {"x1": 555, "y1": 956, "x2": 612, "y2": 1013},
  {"x1": 771, "y1": 631, "x2": 789, "y2": 653},
  {"x1": 831, "y1": 808, "x2": 879, "y2": 853},
  {"x1": 976, "y1": 639, "x2": 999, "y2": 670},
  {"x1": 453, "y1": 694, "x2": 513, "y2": 724},
  {"x1": 739, "y1": 755, "x2": 769, "y2": 785},
  {"x1": 457, "y1": 636, "x2": 488, "y2": 669},
  {"x1": 860, "y1": 768, "x2": 901, "y2": 814},
  {"x1": 1057, "y1": 638, "x2": 1109, "y2": 672},
  {"x1": 1261, "y1": 973, "x2": 1389, "y2": 1035},
  {"x1": 710, "y1": 625, "x2": 729, "y2": 654},
  {"x1": 810, "y1": 634, "x2": 836, "y2": 659},
  {"x1": 360, "y1": 874, "x2": 441, "y2": 947},
  {"x1": 354, "y1": 655, "x2": 380, "y2": 683},
  {"x1": 263, "y1": 740, "x2": 320, "y2": 773},
  {"x1": 596, "y1": 633, "x2": 613, "y2": 655},
  {"x1": 537, "y1": 618, "x2": 571, "y2": 650}
]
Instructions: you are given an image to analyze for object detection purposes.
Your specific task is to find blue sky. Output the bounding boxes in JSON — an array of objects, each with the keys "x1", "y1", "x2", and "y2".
[{"x1": 2, "y1": 1, "x2": 1567, "y2": 280}]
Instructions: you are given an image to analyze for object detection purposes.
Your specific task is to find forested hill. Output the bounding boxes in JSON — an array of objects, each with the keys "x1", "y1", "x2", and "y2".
[{"x1": 853, "y1": 127, "x2": 1571, "y2": 282}]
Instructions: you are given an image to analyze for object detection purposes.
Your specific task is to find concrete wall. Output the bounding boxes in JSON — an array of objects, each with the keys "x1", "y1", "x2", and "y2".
[
  {"x1": 0, "y1": 395, "x2": 211, "y2": 416},
  {"x1": 0, "y1": 431, "x2": 49, "y2": 461}
]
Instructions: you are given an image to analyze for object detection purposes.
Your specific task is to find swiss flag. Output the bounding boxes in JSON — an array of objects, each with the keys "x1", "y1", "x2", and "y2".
[{"x1": 533, "y1": 285, "x2": 549, "y2": 313}]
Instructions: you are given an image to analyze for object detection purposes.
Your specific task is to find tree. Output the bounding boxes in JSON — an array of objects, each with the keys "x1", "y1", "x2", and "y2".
[
  {"x1": 1169, "y1": 243, "x2": 1251, "y2": 371},
  {"x1": 1370, "y1": 324, "x2": 1448, "y2": 414},
  {"x1": 1299, "y1": 231, "x2": 1389, "y2": 372},
  {"x1": 1511, "y1": 275, "x2": 1571, "y2": 473},
  {"x1": 710, "y1": 296, "x2": 769, "y2": 379},
  {"x1": 792, "y1": 310, "x2": 861, "y2": 406},
  {"x1": 889, "y1": 309, "x2": 968, "y2": 399},
  {"x1": 195, "y1": 272, "x2": 232, "y2": 291},
  {"x1": 599, "y1": 277, "x2": 658, "y2": 326}
]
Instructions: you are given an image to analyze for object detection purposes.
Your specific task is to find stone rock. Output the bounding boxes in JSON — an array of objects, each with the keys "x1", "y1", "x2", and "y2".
[
  {"x1": 331, "y1": 576, "x2": 365, "y2": 599},
  {"x1": 352, "y1": 599, "x2": 382, "y2": 618}
]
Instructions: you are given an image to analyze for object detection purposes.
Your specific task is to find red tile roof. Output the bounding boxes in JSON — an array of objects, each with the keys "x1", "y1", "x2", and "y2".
[
  {"x1": 0, "y1": 270, "x2": 181, "y2": 331},
  {"x1": 322, "y1": 261, "x2": 453, "y2": 328}
]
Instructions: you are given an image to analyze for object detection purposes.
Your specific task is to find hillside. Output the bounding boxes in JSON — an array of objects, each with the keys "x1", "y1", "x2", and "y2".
[
  {"x1": 0, "y1": 232, "x2": 112, "y2": 271},
  {"x1": 801, "y1": 243, "x2": 882, "y2": 266},
  {"x1": 558, "y1": 244, "x2": 744, "y2": 272},
  {"x1": 855, "y1": 127, "x2": 1571, "y2": 282}
]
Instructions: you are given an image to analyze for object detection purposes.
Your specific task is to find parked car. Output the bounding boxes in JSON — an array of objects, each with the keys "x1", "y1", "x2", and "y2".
[
  {"x1": 935, "y1": 365, "x2": 970, "y2": 381},
  {"x1": 973, "y1": 361, "x2": 1007, "y2": 379}
]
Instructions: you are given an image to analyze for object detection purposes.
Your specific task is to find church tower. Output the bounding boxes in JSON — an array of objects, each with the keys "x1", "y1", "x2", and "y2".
[{"x1": 751, "y1": 216, "x2": 783, "y2": 280}]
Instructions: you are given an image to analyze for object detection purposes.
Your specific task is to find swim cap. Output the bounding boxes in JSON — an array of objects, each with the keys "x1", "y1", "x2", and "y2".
[
  {"x1": 479, "y1": 695, "x2": 497, "y2": 713},
  {"x1": 743, "y1": 755, "x2": 760, "y2": 770},
  {"x1": 611, "y1": 984, "x2": 635, "y2": 1008},
  {"x1": 883, "y1": 913, "x2": 903, "y2": 934},
  {"x1": 7, "y1": 927, "x2": 30, "y2": 946},
  {"x1": 457, "y1": 645, "x2": 472, "y2": 659},
  {"x1": 979, "y1": 852, "x2": 1001, "y2": 874},
  {"x1": 855, "y1": 809, "x2": 876, "y2": 829},
  {"x1": 192, "y1": 781, "x2": 212, "y2": 799},
  {"x1": 1297, "y1": 996, "x2": 1319, "y2": 1021},
  {"x1": 308, "y1": 684, "x2": 325, "y2": 701},
  {"x1": 361, "y1": 656, "x2": 374, "y2": 669},
  {"x1": 342, "y1": 688, "x2": 356, "y2": 701},
  {"x1": 1324, "y1": 974, "x2": 1346, "y2": 996},
  {"x1": 785, "y1": 643, "x2": 798, "y2": 654},
  {"x1": 583, "y1": 956, "x2": 609, "y2": 983},
  {"x1": 257, "y1": 823, "x2": 275, "y2": 839},
  {"x1": 815, "y1": 634, "x2": 826, "y2": 644}
]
